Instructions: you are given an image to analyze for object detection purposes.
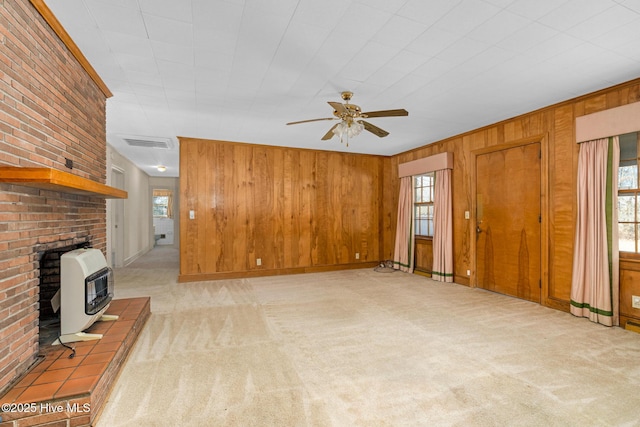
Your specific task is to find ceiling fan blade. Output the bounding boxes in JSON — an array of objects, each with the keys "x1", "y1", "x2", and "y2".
[
  {"x1": 361, "y1": 120, "x2": 389, "y2": 138},
  {"x1": 361, "y1": 109, "x2": 408, "y2": 118},
  {"x1": 321, "y1": 124, "x2": 338, "y2": 140},
  {"x1": 328, "y1": 101, "x2": 347, "y2": 115},
  {"x1": 286, "y1": 117, "x2": 335, "y2": 125}
]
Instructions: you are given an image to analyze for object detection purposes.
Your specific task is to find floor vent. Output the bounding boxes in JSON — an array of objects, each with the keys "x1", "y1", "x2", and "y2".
[{"x1": 625, "y1": 320, "x2": 640, "y2": 334}]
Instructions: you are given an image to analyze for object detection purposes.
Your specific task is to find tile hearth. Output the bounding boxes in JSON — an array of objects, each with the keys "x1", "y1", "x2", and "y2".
[{"x1": 0, "y1": 297, "x2": 150, "y2": 427}]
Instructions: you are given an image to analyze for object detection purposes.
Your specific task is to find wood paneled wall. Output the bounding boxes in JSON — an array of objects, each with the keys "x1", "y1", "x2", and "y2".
[
  {"x1": 385, "y1": 78, "x2": 640, "y2": 314},
  {"x1": 179, "y1": 78, "x2": 640, "y2": 324},
  {"x1": 178, "y1": 138, "x2": 384, "y2": 281},
  {"x1": 415, "y1": 238, "x2": 433, "y2": 275}
]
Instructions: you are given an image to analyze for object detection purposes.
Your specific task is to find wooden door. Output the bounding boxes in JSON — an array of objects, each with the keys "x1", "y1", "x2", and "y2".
[{"x1": 476, "y1": 143, "x2": 541, "y2": 303}]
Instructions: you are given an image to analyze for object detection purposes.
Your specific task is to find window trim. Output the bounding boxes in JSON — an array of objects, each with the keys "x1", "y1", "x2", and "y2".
[
  {"x1": 414, "y1": 172, "x2": 435, "y2": 238},
  {"x1": 618, "y1": 132, "x2": 640, "y2": 259}
]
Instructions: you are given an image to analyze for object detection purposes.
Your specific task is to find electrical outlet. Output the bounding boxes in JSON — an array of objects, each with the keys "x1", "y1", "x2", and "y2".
[
  {"x1": 632, "y1": 295, "x2": 640, "y2": 309},
  {"x1": 256, "y1": 258, "x2": 262, "y2": 266},
  {"x1": 355, "y1": 253, "x2": 360, "y2": 260},
  {"x1": 466, "y1": 269, "x2": 471, "y2": 276}
]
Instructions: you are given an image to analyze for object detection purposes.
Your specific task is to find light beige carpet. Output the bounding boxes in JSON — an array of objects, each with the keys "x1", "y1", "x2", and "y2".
[{"x1": 97, "y1": 247, "x2": 640, "y2": 426}]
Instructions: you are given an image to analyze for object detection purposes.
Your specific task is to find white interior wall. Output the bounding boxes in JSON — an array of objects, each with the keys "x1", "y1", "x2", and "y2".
[{"x1": 106, "y1": 145, "x2": 154, "y2": 266}]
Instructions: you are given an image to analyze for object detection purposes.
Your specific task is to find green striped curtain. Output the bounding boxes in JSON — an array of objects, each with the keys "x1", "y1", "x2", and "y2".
[
  {"x1": 570, "y1": 136, "x2": 619, "y2": 326},
  {"x1": 393, "y1": 177, "x2": 414, "y2": 273}
]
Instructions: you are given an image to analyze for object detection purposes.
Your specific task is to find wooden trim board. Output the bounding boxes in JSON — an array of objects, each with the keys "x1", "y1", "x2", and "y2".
[{"x1": 0, "y1": 167, "x2": 127, "y2": 199}]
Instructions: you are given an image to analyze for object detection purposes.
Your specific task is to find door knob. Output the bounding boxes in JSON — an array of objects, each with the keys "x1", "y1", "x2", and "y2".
[{"x1": 476, "y1": 225, "x2": 482, "y2": 233}]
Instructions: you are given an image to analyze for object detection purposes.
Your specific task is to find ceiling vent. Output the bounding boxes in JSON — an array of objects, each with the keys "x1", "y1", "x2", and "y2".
[{"x1": 123, "y1": 137, "x2": 172, "y2": 149}]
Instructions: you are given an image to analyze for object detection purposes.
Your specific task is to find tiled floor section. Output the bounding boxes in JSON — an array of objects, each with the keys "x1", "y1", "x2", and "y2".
[{"x1": 0, "y1": 297, "x2": 150, "y2": 427}]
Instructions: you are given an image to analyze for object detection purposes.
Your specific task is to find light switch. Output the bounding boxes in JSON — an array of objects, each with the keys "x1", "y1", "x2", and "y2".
[
  {"x1": 189, "y1": 210, "x2": 195, "y2": 220},
  {"x1": 464, "y1": 211, "x2": 470, "y2": 220}
]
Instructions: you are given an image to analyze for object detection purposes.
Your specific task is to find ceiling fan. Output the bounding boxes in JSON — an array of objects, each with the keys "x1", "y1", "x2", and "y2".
[{"x1": 286, "y1": 91, "x2": 408, "y2": 144}]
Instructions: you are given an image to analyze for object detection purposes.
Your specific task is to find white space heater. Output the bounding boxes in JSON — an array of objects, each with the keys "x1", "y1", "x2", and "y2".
[{"x1": 54, "y1": 248, "x2": 118, "y2": 344}]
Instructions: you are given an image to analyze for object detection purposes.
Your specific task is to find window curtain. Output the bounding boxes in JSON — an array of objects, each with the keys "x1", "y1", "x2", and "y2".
[
  {"x1": 393, "y1": 176, "x2": 414, "y2": 273},
  {"x1": 570, "y1": 136, "x2": 619, "y2": 327},
  {"x1": 154, "y1": 189, "x2": 174, "y2": 218},
  {"x1": 432, "y1": 169, "x2": 453, "y2": 282}
]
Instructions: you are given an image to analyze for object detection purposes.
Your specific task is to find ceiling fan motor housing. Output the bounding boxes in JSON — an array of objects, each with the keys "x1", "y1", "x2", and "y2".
[{"x1": 333, "y1": 104, "x2": 362, "y2": 121}]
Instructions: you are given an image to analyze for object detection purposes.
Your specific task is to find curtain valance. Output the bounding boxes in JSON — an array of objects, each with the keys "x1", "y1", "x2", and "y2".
[
  {"x1": 398, "y1": 152, "x2": 453, "y2": 178},
  {"x1": 576, "y1": 101, "x2": 640, "y2": 143}
]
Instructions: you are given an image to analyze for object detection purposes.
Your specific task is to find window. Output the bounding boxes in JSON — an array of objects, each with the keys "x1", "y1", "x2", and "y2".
[
  {"x1": 414, "y1": 173, "x2": 434, "y2": 237},
  {"x1": 618, "y1": 132, "x2": 639, "y2": 253},
  {"x1": 153, "y1": 189, "x2": 172, "y2": 218}
]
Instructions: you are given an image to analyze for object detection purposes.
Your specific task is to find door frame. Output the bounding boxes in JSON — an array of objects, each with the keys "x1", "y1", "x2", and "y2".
[
  {"x1": 470, "y1": 134, "x2": 550, "y2": 306},
  {"x1": 109, "y1": 166, "x2": 126, "y2": 268}
]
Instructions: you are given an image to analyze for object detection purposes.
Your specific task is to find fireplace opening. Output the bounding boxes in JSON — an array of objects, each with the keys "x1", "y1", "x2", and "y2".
[{"x1": 38, "y1": 241, "x2": 91, "y2": 348}]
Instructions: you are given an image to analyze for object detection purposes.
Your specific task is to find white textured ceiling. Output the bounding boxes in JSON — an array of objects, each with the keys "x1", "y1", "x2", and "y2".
[{"x1": 45, "y1": 0, "x2": 640, "y2": 177}]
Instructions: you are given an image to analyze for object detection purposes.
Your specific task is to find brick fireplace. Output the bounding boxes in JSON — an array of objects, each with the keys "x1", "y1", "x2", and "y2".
[
  {"x1": 0, "y1": 0, "x2": 113, "y2": 395},
  {"x1": 0, "y1": 186, "x2": 108, "y2": 396}
]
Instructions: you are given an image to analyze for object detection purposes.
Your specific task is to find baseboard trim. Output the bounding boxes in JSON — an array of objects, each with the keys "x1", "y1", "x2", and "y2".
[
  {"x1": 178, "y1": 262, "x2": 379, "y2": 282},
  {"x1": 123, "y1": 245, "x2": 154, "y2": 267}
]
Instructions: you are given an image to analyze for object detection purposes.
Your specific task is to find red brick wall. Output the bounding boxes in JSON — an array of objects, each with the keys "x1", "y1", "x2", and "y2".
[{"x1": 0, "y1": 0, "x2": 108, "y2": 394}]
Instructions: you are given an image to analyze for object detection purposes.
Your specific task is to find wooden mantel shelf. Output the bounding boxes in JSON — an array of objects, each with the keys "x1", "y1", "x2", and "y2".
[{"x1": 0, "y1": 167, "x2": 127, "y2": 199}]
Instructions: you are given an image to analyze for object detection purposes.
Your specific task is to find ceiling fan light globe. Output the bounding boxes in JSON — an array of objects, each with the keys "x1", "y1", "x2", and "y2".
[{"x1": 347, "y1": 121, "x2": 364, "y2": 138}]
